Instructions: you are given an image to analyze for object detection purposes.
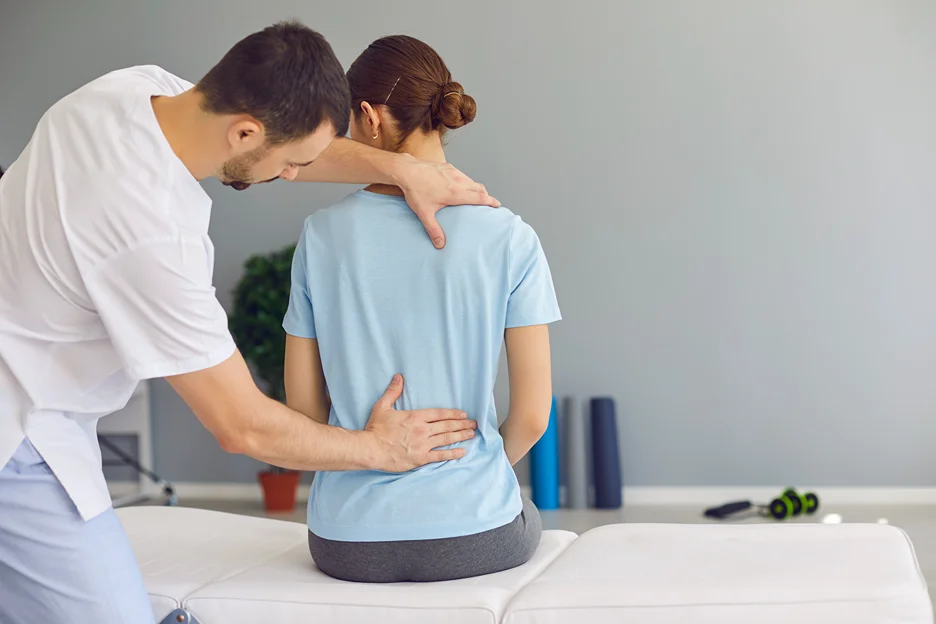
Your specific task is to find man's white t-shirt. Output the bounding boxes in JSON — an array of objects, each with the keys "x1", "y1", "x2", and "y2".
[{"x1": 0, "y1": 65, "x2": 237, "y2": 521}]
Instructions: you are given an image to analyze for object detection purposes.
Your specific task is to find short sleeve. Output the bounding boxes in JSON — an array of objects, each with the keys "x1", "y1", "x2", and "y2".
[
  {"x1": 84, "y1": 239, "x2": 237, "y2": 380},
  {"x1": 282, "y1": 224, "x2": 317, "y2": 339},
  {"x1": 506, "y1": 218, "x2": 562, "y2": 328}
]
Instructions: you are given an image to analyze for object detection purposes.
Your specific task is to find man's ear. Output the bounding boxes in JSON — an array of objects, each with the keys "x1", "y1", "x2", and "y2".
[{"x1": 227, "y1": 118, "x2": 265, "y2": 153}]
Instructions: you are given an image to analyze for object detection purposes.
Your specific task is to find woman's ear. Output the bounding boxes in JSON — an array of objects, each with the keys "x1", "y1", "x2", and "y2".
[{"x1": 360, "y1": 102, "x2": 381, "y2": 140}]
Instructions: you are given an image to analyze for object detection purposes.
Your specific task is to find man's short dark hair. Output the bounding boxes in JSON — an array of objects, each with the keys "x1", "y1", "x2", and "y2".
[{"x1": 195, "y1": 20, "x2": 349, "y2": 144}]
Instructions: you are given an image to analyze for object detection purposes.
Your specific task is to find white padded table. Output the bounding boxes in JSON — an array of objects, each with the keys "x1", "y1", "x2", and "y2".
[
  {"x1": 184, "y1": 529, "x2": 576, "y2": 623},
  {"x1": 118, "y1": 507, "x2": 933, "y2": 624},
  {"x1": 503, "y1": 523, "x2": 934, "y2": 624},
  {"x1": 118, "y1": 506, "x2": 577, "y2": 624},
  {"x1": 118, "y1": 506, "x2": 308, "y2": 620}
]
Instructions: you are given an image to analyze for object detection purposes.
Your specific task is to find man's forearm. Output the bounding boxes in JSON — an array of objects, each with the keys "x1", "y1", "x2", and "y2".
[
  {"x1": 295, "y1": 137, "x2": 410, "y2": 185},
  {"x1": 236, "y1": 394, "x2": 377, "y2": 471},
  {"x1": 171, "y1": 349, "x2": 474, "y2": 473}
]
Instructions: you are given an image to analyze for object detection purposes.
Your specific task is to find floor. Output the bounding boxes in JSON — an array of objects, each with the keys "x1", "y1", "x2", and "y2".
[{"x1": 165, "y1": 498, "x2": 936, "y2": 608}]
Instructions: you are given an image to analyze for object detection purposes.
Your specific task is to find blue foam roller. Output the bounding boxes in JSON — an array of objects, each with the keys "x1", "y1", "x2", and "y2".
[
  {"x1": 590, "y1": 397, "x2": 622, "y2": 509},
  {"x1": 530, "y1": 395, "x2": 560, "y2": 509}
]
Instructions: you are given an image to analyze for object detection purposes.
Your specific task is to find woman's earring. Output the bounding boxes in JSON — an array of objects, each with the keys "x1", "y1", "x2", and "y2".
[{"x1": 372, "y1": 130, "x2": 379, "y2": 140}]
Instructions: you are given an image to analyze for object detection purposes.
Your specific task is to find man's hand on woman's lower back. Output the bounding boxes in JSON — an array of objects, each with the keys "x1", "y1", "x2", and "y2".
[
  {"x1": 363, "y1": 373, "x2": 477, "y2": 472},
  {"x1": 394, "y1": 155, "x2": 500, "y2": 250}
]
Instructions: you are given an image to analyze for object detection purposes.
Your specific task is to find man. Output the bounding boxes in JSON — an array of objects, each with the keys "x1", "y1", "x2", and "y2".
[{"x1": 0, "y1": 20, "x2": 499, "y2": 624}]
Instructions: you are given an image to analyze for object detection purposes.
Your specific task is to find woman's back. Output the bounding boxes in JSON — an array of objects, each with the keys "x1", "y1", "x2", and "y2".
[{"x1": 284, "y1": 188, "x2": 560, "y2": 541}]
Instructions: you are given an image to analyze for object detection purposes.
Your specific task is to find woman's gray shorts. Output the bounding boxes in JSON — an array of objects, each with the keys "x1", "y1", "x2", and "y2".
[{"x1": 308, "y1": 496, "x2": 542, "y2": 583}]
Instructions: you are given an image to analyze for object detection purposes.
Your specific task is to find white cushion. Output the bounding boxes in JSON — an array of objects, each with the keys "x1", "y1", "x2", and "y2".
[
  {"x1": 117, "y1": 506, "x2": 308, "y2": 621},
  {"x1": 503, "y1": 523, "x2": 933, "y2": 624},
  {"x1": 183, "y1": 529, "x2": 577, "y2": 624}
]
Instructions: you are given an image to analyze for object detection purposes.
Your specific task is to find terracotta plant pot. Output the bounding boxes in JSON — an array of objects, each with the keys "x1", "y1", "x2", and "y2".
[{"x1": 258, "y1": 469, "x2": 301, "y2": 513}]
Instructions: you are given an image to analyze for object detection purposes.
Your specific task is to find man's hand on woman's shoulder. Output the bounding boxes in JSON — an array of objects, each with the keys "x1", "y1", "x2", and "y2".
[{"x1": 393, "y1": 155, "x2": 500, "y2": 250}]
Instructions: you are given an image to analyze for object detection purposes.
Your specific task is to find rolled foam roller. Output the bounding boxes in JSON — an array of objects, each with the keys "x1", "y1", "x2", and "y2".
[
  {"x1": 530, "y1": 395, "x2": 560, "y2": 509},
  {"x1": 590, "y1": 397, "x2": 622, "y2": 509},
  {"x1": 563, "y1": 396, "x2": 589, "y2": 509}
]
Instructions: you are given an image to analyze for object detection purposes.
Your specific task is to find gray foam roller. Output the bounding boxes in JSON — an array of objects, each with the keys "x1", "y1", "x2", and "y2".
[{"x1": 563, "y1": 396, "x2": 589, "y2": 509}]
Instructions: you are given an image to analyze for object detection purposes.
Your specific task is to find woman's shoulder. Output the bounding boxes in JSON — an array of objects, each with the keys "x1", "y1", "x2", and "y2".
[
  {"x1": 300, "y1": 191, "x2": 374, "y2": 228},
  {"x1": 442, "y1": 203, "x2": 537, "y2": 238}
]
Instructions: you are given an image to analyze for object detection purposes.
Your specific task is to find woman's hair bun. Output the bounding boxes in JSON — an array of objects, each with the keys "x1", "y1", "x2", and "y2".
[{"x1": 432, "y1": 82, "x2": 476, "y2": 130}]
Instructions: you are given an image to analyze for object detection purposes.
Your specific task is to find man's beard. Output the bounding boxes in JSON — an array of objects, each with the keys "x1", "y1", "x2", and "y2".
[{"x1": 220, "y1": 145, "x2": 277, "y2": 191}]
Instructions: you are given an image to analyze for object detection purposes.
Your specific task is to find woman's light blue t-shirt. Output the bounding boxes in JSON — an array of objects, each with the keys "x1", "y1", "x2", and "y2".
[{"x1": 282, "y1": 190, "x2": 561, "y2": 542}]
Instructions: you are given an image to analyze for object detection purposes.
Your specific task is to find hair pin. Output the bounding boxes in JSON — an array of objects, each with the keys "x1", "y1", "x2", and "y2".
[{"x1": 384, "y1": 77, "x2": 401, "y2": 104}]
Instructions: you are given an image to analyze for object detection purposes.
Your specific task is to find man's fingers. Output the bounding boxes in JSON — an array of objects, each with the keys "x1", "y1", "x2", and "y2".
[
  {"x1": 426, "y1": 448, "x2": 468, "y2": 463},
  {"x1": 418, "y1": 212, "x2": 446, "y2": 249},
  {"x1": 420, "y1": 409, "x2": 470, "y2": 424},
  {"x1": 463, "y1": 184, "x2": 500, "y2": 208},
  {"x1": 427, "y1": 419, "x2": 476, "y2": 437},
  {"x1": 472, "y1": 183, "x2": 500, "y2": 208},
  {"x1": 456, "y1": 182, "x2": 500, "y2": 208},
  {"x1": 480, "y1": 191, "x2": 501, "y2": 208},
  {"x1": 430, "y1": 429, "x2": 476, "y2": 447},
  {"x1": 375, "y1": 374, "x2": 404, "y2": 411}
]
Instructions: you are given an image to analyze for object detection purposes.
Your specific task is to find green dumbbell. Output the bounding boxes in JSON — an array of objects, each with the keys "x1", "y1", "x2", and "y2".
[
  {"x1": 782, "y1": 488, "x2": 803, "y2": 516},
  {"x1": 707, "y1": 490, "x2": 820, "y2": 522},
  {"x1": 802, "y1": 492, "x2": 820, "y2": 514},
  {"x1": 767, "y1": 495, "x2": 795, "y2": 520},
  {"x1": 781, "y1": 488, "x2": 821, "y2": 516}
]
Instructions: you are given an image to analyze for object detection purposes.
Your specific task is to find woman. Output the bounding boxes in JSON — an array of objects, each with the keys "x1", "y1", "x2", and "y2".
[{"x1": 282, "y1": 35, "x2": 561, "y2": 583}]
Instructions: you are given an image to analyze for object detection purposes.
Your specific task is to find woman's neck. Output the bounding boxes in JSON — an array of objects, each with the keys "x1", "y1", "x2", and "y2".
[
  {"x1": 365, "y1": 132, "x2": 446, "y2": 196},
  {"x1": 401, "y1": 131, "x2": 446, "y2": 165}
]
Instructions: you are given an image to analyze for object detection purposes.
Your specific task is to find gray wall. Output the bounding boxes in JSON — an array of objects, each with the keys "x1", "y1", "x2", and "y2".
[{"x1": 3, "y1": 0, "x2": 936, "y2": 487}]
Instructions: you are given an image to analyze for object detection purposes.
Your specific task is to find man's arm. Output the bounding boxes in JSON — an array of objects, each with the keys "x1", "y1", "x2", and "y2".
[
  {"x1": 294, "y1": 137, "x2": 409, "y2": 186},
  {"x1": 295, "y1": 138, "x2": 500, "y2": 249},
  {"x1": 284, "y1": 335, "x2": 330, "y2": 425},
  {"x1": 79, "y1": 208, "x2": 477, "y2": 473},
  {"x1": 167, "y1": 349, "x2": 477, "y2": 472}
]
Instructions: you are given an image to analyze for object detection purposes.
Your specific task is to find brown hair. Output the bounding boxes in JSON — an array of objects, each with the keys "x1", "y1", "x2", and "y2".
[
  {"x1": 346, "y1": 35, "x2": 476, "y2": 148},
  {"x1": 196, "y1": 20, "x2": 349, "y2": 145}
]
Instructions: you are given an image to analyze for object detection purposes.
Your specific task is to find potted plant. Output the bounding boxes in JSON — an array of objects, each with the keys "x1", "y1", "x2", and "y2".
[{"x1": 229, "y1": 243, "x2": 301, "y2": 513}]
